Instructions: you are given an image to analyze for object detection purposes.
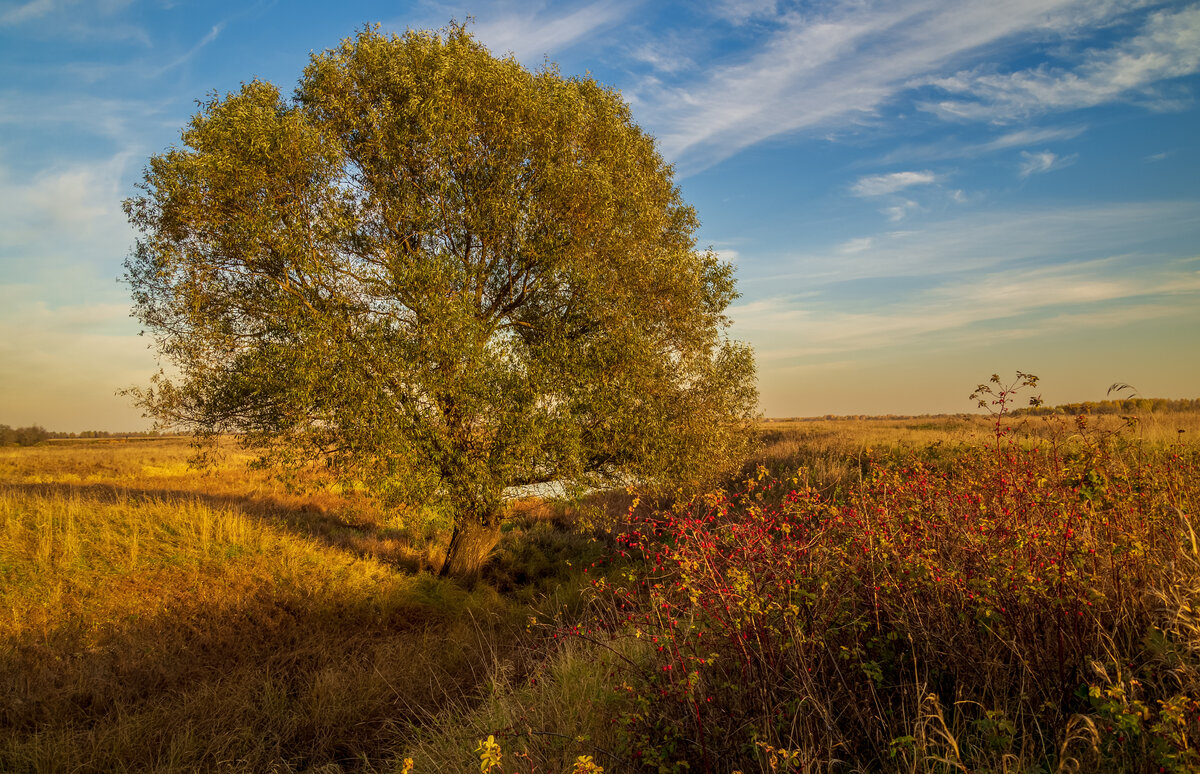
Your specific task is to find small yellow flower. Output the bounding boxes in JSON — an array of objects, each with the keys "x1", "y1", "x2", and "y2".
[
  {"x1": 400, "y1": 758, "x2": 414, "y2": 774},
  {"x1": 475, "y1": 735, "x2": 502, "y2": 773},
  {"x1": 572, "y1": 754, "x2": 604, "y2": 773}
]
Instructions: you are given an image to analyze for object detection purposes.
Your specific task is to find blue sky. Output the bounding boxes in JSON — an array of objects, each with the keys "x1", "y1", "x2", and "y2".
[{"x1": 1, "y1": 0, "x2": 1197, "y2": 429}]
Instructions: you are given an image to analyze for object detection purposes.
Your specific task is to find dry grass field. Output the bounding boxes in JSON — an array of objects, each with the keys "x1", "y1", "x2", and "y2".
[
  {"x1": 758, "y1": 410, "x2": 1200, "y2": 494},
  {"x1": 2, "y1": 409, "x2": 1199, "y2": 772},
  {"x1": 0, "y1": 438, "x2": 595, "y2": 772}
]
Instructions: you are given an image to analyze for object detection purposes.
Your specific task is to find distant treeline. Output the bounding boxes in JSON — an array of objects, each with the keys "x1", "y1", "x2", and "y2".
[
  {"x1": 47, "y1": 430, "x2": 174, "y2": 439},
  {"x1": 1015, "y1": 398, "x2": 1200, "y2": 416},
  {"x1": 1, "y1": 425, "x2": 180, "y2": 446},
  {"x1": 766, "y1": 414, "x2": 970, "y2": 422}
]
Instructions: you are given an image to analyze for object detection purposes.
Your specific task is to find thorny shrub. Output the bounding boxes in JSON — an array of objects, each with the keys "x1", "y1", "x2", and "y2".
[{"x1": 569, "y1": 374, "x2": 1200, "y2": 772}]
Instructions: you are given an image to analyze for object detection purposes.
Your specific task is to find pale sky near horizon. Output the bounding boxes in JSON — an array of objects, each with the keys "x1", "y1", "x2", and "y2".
[{"x1": 1, "y1": 0, "x2": 1198, "y2": 431}]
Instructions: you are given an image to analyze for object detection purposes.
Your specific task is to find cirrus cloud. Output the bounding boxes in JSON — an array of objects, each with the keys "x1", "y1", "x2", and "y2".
[{"x1": 851, "y1": 170, "x2": 938, "y2": 197}]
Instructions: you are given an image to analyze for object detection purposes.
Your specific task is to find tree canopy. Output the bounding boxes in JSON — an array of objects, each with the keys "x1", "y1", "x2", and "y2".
[{"x1": 124, "y1": 24, "x2": 758, "y2": 576}]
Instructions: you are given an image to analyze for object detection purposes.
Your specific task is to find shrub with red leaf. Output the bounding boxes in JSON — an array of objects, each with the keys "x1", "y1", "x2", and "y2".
[{"x1": 574, "y1": 375, "x2": 1200, "y2": 772}]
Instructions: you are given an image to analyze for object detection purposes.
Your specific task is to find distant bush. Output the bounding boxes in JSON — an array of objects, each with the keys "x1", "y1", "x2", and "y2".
[{"x1": 0, "y1": 425, "x2": 49, "y2": 446}]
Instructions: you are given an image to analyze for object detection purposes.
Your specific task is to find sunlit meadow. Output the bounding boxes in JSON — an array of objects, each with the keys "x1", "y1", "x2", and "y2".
[{"x1": 2, "y1": 376, "x2": 1199, "y2": 771}]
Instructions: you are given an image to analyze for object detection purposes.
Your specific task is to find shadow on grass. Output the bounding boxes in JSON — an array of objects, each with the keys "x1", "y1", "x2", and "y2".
[
  {"x1": 0, "y1": 480, "x2": 531, "y2": 771},
  {"x1": 0, "y1": 478, "x2": 636, "y2": 771},
  {"x1": 2, "y1": 480, "x2": 633, "y2": 582},
  {"x1": 0, "y1": 567, "x2": 520, "y2": 771},
  {"x1": 1, "y1": 480, "x2": 443, "y2": 575},
  {"x1": 0, "y1": 481, "x2": 679, "y2": 770}
]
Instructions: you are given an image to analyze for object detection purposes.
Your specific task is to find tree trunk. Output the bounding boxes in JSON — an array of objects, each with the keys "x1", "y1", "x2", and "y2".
[{"x1": 439, "y1": 515, "x2": 503, "y2": 579}]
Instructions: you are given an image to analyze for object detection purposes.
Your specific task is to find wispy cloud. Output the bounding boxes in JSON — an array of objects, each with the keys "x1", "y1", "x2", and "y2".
[
  {"x1": 634, "y1": 0, "x2": 1152, "y2": 174},
  {"x1": 983, "y1": 126, "x2": 1088, "y2": 151},
  {"x1": 1, "y1": 0, "x2": 141, "y2": 37},
  {"x1": 0, "y1": 152, "x2": 138, "y2": 306},
  {"x1": 851, "y1": 170, "x2": 937, "y2": 196},
  {"x1": 1018, "y1": 149, "x2": 1078, "y2": 176},
  {"x1": 0, "y1": 152, "x2": 149, "y2": 428},
  {"x1": 744, "y1": 201, "x2": 1200, "y2": 285},
  {"x1": 442, "y1": 0, "x2": 638, "y2": 62},
  {"x1": 918, "y1": 5, "x2": 1200, "y2": 122},
  {"x1": 628, "y1": 32, "x2": 696, "y2": 74},
  {"x1": 838, "y1": 237, "x2": 874, "y2": 254},
  {"x1": 0, "y1": 0, "x2": 55, "y2": 26},
  {"x1": 875, "y1": 125, "x2": 1089, "y2": 164},
  {"x1": 0, "y1": 288, "x2": 152, "y2": 429},
  {"x1": 154, "y1": 22, "x2": 223, "y2": 75},
  {"x1": 849, "y1": 170, "x2": 944, "y2": 223},
  {"x1": 0, "y1": 153, "x2": 132, "y2": 245},
  {"x1": 0, "y1": 92, "x2": 174, "y2": 149},
  {"x1": 710, "y1": 0, "x2": 779, "y2": 25},
  {"x1": 882, "y1": 200, "x2": 920, "y2": 222},
  {"x1": 735, "y1": 213, "x2": 1200, "y2": 405},
  {"x1": 60, "y1": 21, "x2": 149, "y2": 45},
  {"x1": 733, "y1": 255, "x2": 1200, "y2": 362},
  {"x1": 713, "y1": 247, "x2": 742, "y2": 265}
]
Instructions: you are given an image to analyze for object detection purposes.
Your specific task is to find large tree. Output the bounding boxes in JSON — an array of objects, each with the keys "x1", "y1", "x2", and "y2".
[{"x1": 124, "y1": 25, "x2": 757, "y2": 577}]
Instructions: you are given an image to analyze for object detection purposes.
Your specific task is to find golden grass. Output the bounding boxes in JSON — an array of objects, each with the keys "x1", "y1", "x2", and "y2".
[
  {"x1": 3, "y1": 412, "x2": 1198, "y2": 771},
  {"x1": 0, "y1": 438, "x2": 538, "y2": 772},
  {"x1": 757, "y1": 410, "x2": 1200, "y2": 495},
  {"x1": 0, "y1": 438, "x2": 453, "y2": 575},
  {"x1": 762, "y1": 409, "x2": 1200, "y2": 450}
]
